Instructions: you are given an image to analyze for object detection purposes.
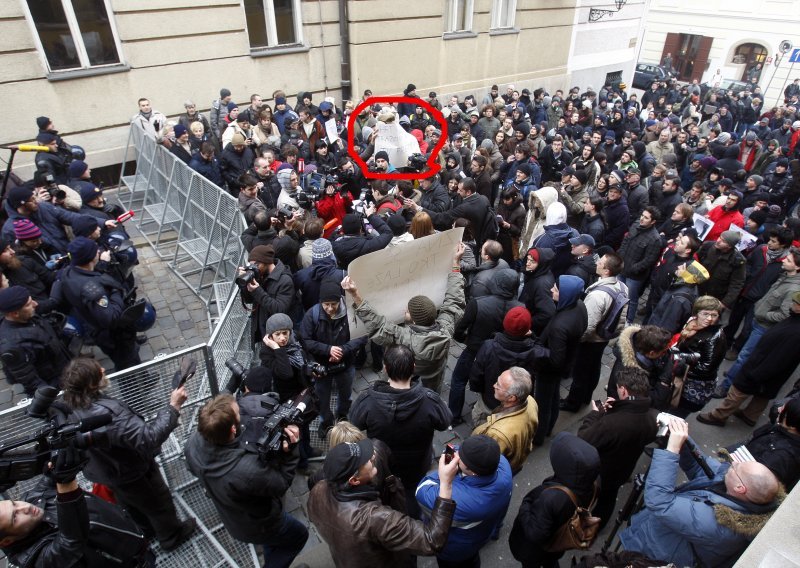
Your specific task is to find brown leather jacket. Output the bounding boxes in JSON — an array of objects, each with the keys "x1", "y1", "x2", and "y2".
[{"x1": 307, "y1": 480, "x2": 456, "y2": 568}]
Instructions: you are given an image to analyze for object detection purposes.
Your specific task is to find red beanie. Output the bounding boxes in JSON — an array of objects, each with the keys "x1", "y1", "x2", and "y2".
[
  {"x1": 503, "y1": 306, "x2": 532, "y2": 337},
  {"x1": 527, "y1": 248, "x2": 539, "y2": 262}
]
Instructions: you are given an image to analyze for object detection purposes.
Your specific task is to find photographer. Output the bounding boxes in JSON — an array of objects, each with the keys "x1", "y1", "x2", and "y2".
[
  {"x1": 185, "y1": 394, "x2": 308, "y2": 567},
  {"x1": 620, "y1": 417, "x2": 781, "y2": 567},
  {"x1": 0, "y1": 447, "x2": 150, "y2": 567},
  {"x1": 316, "y1": 175, "x2": 352, "y2": 234},
  {"x1": 337, "y1": 156, "x2": 367, "y2": 201},
  {"x1": 299, "y1": 279, "x2": 366, "y2": 438},
  {"x1": 331, "y1": 209, "x2": 393, "y2": 269},
  {"x1": 60, "y1": 358, "x2": 196, "y2": 551},
  {"x1": 238, "y1": 245, "x2": 295, "y2": 345}
]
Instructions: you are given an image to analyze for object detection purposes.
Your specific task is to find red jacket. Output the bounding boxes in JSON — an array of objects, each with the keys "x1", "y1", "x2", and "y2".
[
  {"x1": 704, "y1": 205, "x2": 744, "y2": 242},
  {"x1": 316, "y1": 192, "x2": 352, "y2": 238}
]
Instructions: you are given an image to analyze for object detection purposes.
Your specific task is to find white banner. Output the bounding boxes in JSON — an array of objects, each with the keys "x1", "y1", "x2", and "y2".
[
  {"x1": 346, "y1": 228, "x2": 464, "y2": 338},
  {"x1": 324, "y1": 118, "x2": 339, "y2": 144}
]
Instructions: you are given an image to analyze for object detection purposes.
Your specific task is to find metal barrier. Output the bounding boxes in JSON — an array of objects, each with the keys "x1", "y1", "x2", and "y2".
[{"x1": 116, "y1": 124, "x2": 247, "y2": 306}]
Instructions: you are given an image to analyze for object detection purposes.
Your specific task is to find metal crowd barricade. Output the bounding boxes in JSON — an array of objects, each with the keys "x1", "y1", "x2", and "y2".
[
  {"x1": 116, "y1": 125, "x2": 247, "y2": 306},
  {"x1": 0, "y1": 304, "x2": 260, "y2": 567}
]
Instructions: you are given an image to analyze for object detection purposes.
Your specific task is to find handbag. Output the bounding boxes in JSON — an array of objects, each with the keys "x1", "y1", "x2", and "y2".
[
  {"x1": 670, "y1": 363, "x2": 690, "y2": 409},
  {"x1": 542, "y1": 484, "x2": 601, "y2": 552}
]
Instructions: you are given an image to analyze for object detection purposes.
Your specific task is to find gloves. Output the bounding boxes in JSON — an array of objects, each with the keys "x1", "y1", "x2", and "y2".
[{"x1": 46, "y1": 445, "x2": 87, "y2": 484}]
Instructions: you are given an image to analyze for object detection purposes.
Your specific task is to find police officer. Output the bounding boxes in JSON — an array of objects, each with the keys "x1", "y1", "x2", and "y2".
[
  {"x1": 71, "y1": 216, "x2": 137, "y2": 294},
  {"x1": 0, "y1": 286, "x2": 72, "y2": 396},
  {"x1": 34, "y1": 132, "x2": 69, "y2": 185},
  {"x1": 51, "y1": 237, "x2": 141, "y2": 370}
]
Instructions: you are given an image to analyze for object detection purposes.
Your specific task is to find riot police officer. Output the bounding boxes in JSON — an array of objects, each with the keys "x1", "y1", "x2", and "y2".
[
  {"x1": 34, "y1": 132, "x2": 69, "y2": 185},
  {"x1": 0, "y1": 286, "x2": 72, "y2": 396},
  {"x1": 51, "y1": 237, "x2": 142, "y2": 371}
]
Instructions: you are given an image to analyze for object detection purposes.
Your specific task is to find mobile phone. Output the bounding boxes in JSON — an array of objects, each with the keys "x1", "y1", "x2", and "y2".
[
  {"x1": 595, "y1": 399, "x2": 606, "y2": 413},
  {"x1": 496, "y1": 214, "x2": 503, "y2": 222},
  {"x1": 443, "y1": 444, "x2": 456, "y2": 464}
]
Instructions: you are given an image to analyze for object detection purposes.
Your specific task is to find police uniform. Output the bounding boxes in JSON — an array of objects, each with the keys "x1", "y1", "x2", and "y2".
[
  {"x1": 53, "y1": 265, "x2": 140, "y2": 370},
  {"x1": 0, "y1": 313, "x2": 71, "y2": 396}
]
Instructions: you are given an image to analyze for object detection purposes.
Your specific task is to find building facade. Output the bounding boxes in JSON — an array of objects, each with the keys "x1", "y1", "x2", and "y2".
[
  {"x1": 639, "y1": 0, "x2": 800, "y2": 104},
  {"x1": 1, "y1": 0, "x2": 646, "y2": 178}
]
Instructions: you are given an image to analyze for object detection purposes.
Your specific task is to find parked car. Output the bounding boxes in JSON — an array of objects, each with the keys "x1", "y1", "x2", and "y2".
[
  {"x1": 699, "y1": 79, "x2": 750, "y2": 99},
  {"x1": 632, "y1": 62, "x2": 674, "y2": 90}
]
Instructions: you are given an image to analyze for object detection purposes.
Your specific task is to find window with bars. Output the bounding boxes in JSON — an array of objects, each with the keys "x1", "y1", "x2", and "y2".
[
  {"x1": 25, "y1": 0, "x2": 123, "y2": 74},
  {"x1": 243, "y1": 0, "x2": 303, "y2": 50}
]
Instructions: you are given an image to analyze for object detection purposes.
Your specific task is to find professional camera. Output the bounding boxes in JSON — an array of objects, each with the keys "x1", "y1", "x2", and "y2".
[
  {"x1": 0, "y1": 386, "x2": 110, "y2": 490},
  {"x1": 305, "y1": 362, "x2": 327, "y2": 377},
  {"x1": 43, "y1": 173, "x2": 67, "y2": 201},
  {"x1": 397, "y1": 153, "x2": 428, "y2": 174},
  {"x1": 235, "y1": 262, "x2": 260, "y2": 288},
  {"x1": 668, "y1": 346, "x2": 700, "y2": 365},
  {"x1": 655, "y1": 412, "x2": 674, "y2": 438},
  {"x1": 256, "y1": 388, "x2": 317, "y2": 462},
  {"x1": 224, "y1": 357, "x2": 247, "y2": 394},
  {"x1": 277, "y1": 205, "x2": 297, "y2": 221}
]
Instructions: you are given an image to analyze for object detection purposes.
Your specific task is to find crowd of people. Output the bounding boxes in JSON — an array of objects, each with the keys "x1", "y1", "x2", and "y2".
[{"x1": 2, "y1": 75, "x2": 800, "y2": 567}]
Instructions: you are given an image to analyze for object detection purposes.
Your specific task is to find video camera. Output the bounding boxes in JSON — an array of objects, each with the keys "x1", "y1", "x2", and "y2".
[
  {"x1": 668, "y1": 346, "x2": 700, "y2": 365},
  {"x1": 0, "y1": 386, "x2": 110, "y2": 490},
  {"x1": 256, "y1": 388, "x2": 317, "y2": 462}
]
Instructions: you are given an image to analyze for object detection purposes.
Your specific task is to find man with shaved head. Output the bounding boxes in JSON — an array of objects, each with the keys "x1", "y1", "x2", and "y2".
[{"x1": 620, "y1": 417, "x2": 780, "y2": 567}]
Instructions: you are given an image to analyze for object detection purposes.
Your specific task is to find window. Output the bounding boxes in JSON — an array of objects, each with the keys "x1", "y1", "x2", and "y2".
[
  {"x1": 491, "y1": 0, "x2": 517, "y2": 29},
  {"x1": 25, "y1": 0, "x2": 123, "y2": 73},
  {"x1": 446, "y1": 0, "x2": 473, "y2": 33},
  {"x1": 244, "y1": 0, "x2": 303, "y2": 50},
  {"x1": 732, "y1": 43, "x2": 767, "y2": 65}
]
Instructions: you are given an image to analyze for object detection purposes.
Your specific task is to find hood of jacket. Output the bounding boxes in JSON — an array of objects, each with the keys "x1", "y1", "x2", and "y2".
[
  {"x1": 713, "y1": 488, "x2": 785, "y2": 538},
  {"x1": 369, "y1": 380, "x2": 428, "y2": 422},
  {"x1": 548, "y1": 432, "x2": 601, "y2": 497},
  {"x1": 527, "y1": 247, "x2": 555, "y2": 278},
  {"x1": 556, "y1": 274, "x2": 584, "y2": 310},
  {"x1": 488, "y1": 268, "x2": 520, "y2": 300},
  {"x1": 617, "y1": 325, "x2": 641, "y2": 368},
  {"x1": 545, "y1": 202, "x2": 568, "y2": 226},
  {"x1": 308, "y1": 255, "x2": 340, "y2": 279},
  {"x1": 723, "y1": 146, "x2": 740, "y2": 159}
]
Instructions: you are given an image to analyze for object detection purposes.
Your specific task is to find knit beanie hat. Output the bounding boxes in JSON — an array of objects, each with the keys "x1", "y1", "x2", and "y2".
[
  {"x1": 243, "y1": 367, "x2": 271, "y2": 393},
  {"x1": 67, "y1": 236, "x2": 98, "y2": 265},
  {"x1": 68, "y1": 160, "x2": 88, "y2": 179},
  {"x1": 375, "y1": 150, "x2": 389, "y2": 162},
  {"x1": 227, "y1": 101, "x2": 239, "y2": 113},
  {"x1": 678, "y1": 260, "x2": 709, "y2": 285},
  {"x1": 459, "y1": 435, "x2": 501, "y2": 476},
  {"x1": 387, "y1": 214, "x2": 407, "y2": 236},
  {"x1": 13, "y1": 219, "x2": 42, "y2": 241},
  {"x1": 249, "y1": 245, "x2": 275, "y2": 265},
  {"x1": 720, "y1": 230, "x2": 741, "y2": 247},
  {"x1": 407, "y1": 295, "x2": 437, "y2": 326},
  {"x1": 527, "y1": 248, "x2": 540, "y2": 262},
  {"x1": 231, "y1": 132, "x2": 246, "y2": 145},
  {"x1": 265, "y1": 313, "x2": 293, "y2": 335},
  {"x1": 503, "y1": 306, "x2": 532, "y2": 337},
  {"x1": 7, "y1": 186, "x2": 33, "y2": 209},
  {"x1": 311, "y1": 238, "x2": 333, "y2": 260},
  {"x1": 173, "y1": 124, "x2": 187, "y2": 138},
  {"x1": 71, "y1": 215, "x2": 99, "y2": 238},
  {"x1": 319, "y1": 279, "x2": 343, "y2": 303},
  {"x1": 0, "y1": 286, "x2": 30, "y2": 313}
]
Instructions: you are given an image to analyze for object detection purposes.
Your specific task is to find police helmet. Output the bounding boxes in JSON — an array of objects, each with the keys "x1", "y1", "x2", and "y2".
[
  {"x1": 135, "y1": 301, "x2": 157, "y2": 332},
  {"x1": 70, "y1": 145, "x2": 86, "y2": 161}
]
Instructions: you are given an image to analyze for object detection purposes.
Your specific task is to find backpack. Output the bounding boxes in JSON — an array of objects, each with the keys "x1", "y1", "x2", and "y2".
[
  {"x1": 593, "y1": 283, "x2": 630, "y2": 340},
  {"x1": 542, "y1": 485, "x2": 601, "y2": 553},
  {"x1": 480, "y1": 204, "x2": 500, "y2": 244}
]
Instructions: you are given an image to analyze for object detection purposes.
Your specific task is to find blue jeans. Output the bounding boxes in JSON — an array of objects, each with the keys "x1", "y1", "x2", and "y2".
[
  {"x1": 314, "y1": 367, "x2": 355, "y2": 430},
  {"x1": 721, "y1": 322, "x2": 766, "y2": 391},
  {"x1": 261, "y1": 512, "x2": 308, "y2": 568},
  {"x1": 620, "y1": 276, "x2": 645, "y2": 324},
  {"x1": 447, "y1": 347, "x2": 477, "y2": 422}
]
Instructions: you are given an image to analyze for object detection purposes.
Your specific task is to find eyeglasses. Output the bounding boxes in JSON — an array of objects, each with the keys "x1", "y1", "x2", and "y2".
[{"x1": 728, "y1": 463, "x2": 748, "y2": 494}]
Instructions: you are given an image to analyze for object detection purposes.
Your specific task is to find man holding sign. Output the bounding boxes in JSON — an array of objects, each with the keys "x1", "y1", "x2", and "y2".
[{"x1": 341, "y1": 243, "x2": 466, "y2": 393}]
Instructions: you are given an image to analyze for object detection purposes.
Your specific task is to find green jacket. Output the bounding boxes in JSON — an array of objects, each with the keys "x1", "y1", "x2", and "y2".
[
  {"x1": 354, "y1": 271, "x2": 465, "y2": 392},
  {"x1": 754, "y1": 271, "x2": 800, "y2": 327}
]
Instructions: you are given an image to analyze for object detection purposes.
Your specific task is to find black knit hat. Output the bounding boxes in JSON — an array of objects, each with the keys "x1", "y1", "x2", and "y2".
[
  {"x1": 459, "y1": 435, "x2": 501, "y2": 476},
  {"x1": 407, "y1": 295, "x2": 436, "y2": 326},
  {"x1": 243, "y1": 367, "x2": 271, "y2": 393},
  {"x1": 319, "y1": 279, "x2": 343, "y2": 303}
]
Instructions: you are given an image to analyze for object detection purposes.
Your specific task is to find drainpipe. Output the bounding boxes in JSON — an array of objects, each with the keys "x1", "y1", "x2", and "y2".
[{"x1": 339, "y1": 0, "x2": 352, "y2": 102}]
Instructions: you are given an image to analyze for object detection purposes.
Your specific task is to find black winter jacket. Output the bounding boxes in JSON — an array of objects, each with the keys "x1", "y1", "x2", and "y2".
[
  {"x1": 618, "y1": 223, "x2": 662, "y2": 280},
  {"x1": 349, "y1": 380, "x2": 451, "y2": 488},
  {"x1": 469, "y1": 332, "x2": 549, "y2": 408},
  {"x1": 509, "y1": 432, "x2": 600, "y2": 565},
  {"x1": 298, "y1": 300, "x2": 367, "y2": 366},
  {"x1": 519, "y1": 248, "x2": 557, "y2": 335},
  {"x1": 745, "y1": 424, "x2": 800, "y2": 490},
  {"x1": 455, "y1": 269, "x2": 523, "y2": 351},
  {"x1": 696, "y1": 242, "x2": 746, "y2": 308},
  {"x1": 242, "y1": 260, "x2": 296, "y2": 343},
  {"x1": 184, "y1": 430, "x2": 299, "y2": 543},
  {"x1": 332, "y1": 214, "x2": 393, "y2": 269},
  {"x1": 734, "y1": 313, "x2": 800, "y2": 399}
]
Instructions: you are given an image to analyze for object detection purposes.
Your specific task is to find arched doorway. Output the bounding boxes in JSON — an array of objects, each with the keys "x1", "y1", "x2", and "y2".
[{"x1": 732, "y1": 43, "x2": 768, "y2": 83}]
